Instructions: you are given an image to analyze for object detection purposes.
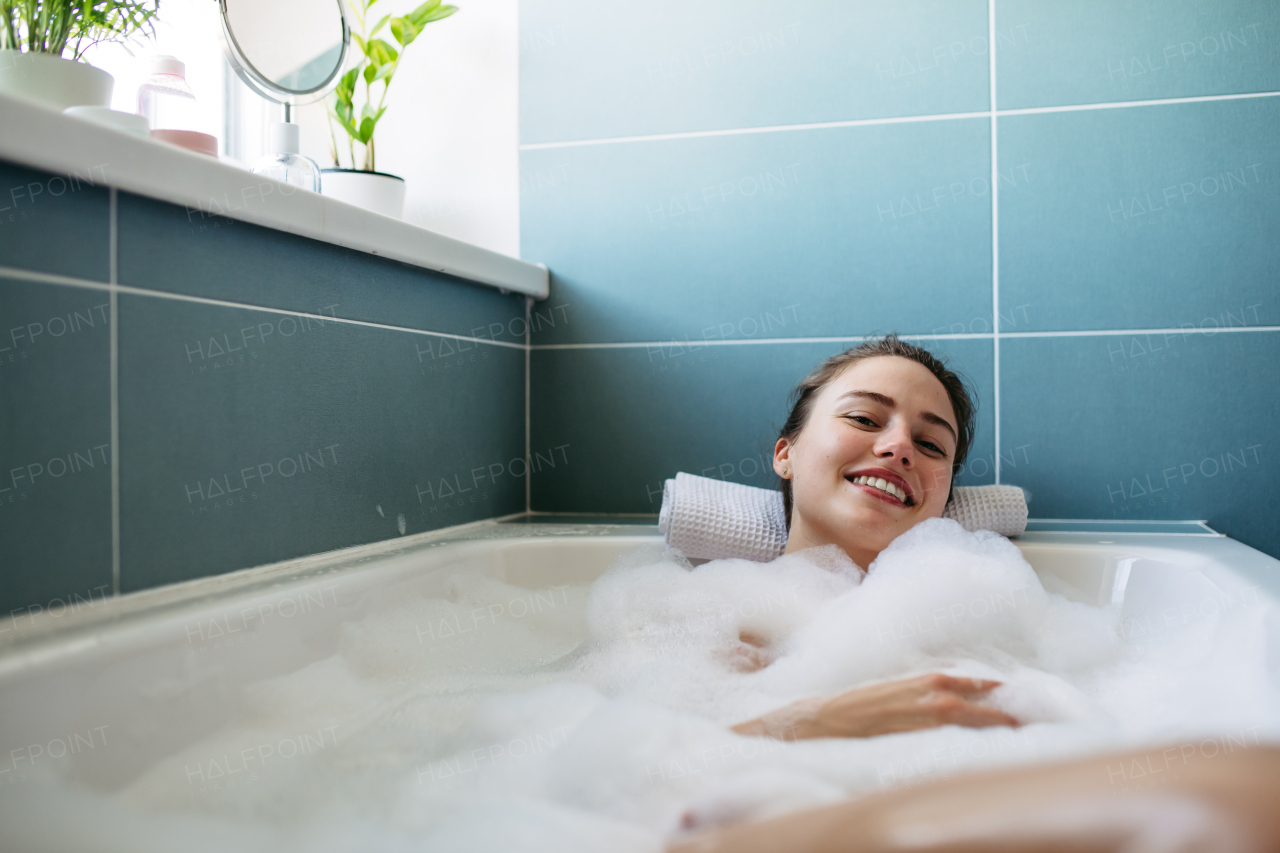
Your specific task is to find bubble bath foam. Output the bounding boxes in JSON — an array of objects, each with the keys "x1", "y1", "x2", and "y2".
[{"x1": 0, "y1": 520, "x2": 1275, "y2": 852}]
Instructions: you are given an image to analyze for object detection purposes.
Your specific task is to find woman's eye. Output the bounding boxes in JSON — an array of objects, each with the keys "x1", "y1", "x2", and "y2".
[
  {"x1": 847, "y1": 415, "x2": 877, "y2": 427},
  {"x1": 917, "y1": 440, "x2": 945, "y2": 455}
]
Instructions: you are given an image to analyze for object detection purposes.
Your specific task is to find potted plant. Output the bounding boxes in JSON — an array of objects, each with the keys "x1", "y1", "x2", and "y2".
[
  {"x1": 0, "y1": 0, "x2": 159, "y2": 110},
  {"x1": 322, "y1": 0, "x2": 456, "y2": 218}
]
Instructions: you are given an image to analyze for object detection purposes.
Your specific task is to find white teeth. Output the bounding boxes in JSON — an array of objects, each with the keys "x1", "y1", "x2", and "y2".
[{"x1": 851, "y1": 475, "x2": 908, "y2": 503}]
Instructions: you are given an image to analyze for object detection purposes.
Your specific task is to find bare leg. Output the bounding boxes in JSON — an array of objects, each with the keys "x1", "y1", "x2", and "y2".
[{"x1": 668, "y1": 745, "x2": 1280, "y2": 853}]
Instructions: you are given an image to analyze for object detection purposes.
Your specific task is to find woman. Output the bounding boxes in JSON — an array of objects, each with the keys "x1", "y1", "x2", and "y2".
[
  {"x1": 732, "y1": 335, "x2": 1017, "y2": 740},
  {"x1": 686, "y1": 336, "x2": 1280, "y2": 852}
]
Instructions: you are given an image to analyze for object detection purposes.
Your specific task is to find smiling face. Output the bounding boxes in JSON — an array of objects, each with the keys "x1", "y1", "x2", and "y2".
[{"x1": 773, "y1": 355, "x2": 959, "y2": 569}]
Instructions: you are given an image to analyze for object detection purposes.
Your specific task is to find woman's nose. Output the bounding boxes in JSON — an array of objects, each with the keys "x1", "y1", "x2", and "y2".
[{"x1": 874, "y1": 424, "x2": 912, "y2": 467}]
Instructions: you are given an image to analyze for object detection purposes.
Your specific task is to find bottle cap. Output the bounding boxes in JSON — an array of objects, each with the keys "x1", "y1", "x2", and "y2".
[
  {"x1": 269, "y1": 121, "x2": 301, "y2": 155},
  {"x1": 149, "y1": 55, "x2": 186, "y2": 78}
]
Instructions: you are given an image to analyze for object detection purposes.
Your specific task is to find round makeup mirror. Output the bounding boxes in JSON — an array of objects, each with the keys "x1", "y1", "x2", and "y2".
[{"x1": 217, "y1": 0, "x2": 350, "y2": 104}]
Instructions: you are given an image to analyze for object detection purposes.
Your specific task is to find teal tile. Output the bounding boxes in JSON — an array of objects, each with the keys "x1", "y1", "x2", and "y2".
[
  {"x1": 117, "y1": 193, "x2": 527, "y2": 344},
  {"x1": 1000, "y1": 333, "x2": 1280, "y2": 559},
  {"x1": 530, "y1": 338, "x2": 993, "y2": 513},
  {"x1": 0, "y1": 160, "x2": 109, "y2": 282},
  {"x1": 521, "y1": 0, "x2": 990, "y2": 144},
  {"x1": 998, "y1": 98, "x2": 1280, "y2": 331},
  {"x1": 523, "y1": 119, "x2": 993, "y2": 345},
  {"x1": 997, "y1": 0, "x2": 1280, "y2": 109},
  {"x1": 0, "y1": 276, "x2": 112, "y2": 618},
  {"x1": 118, "y1": 294, "x2": 525, "y2": 591}
]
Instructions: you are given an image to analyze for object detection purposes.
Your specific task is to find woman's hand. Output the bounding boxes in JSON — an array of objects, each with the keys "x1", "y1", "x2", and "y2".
[{"x1": 730, "y1": 673, "x2": 1019, "y2": 741}]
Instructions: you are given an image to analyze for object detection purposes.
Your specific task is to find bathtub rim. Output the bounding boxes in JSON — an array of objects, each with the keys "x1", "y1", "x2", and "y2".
[{"x1": 4, "y1": 517, "x2": 1276, "y2": 676}]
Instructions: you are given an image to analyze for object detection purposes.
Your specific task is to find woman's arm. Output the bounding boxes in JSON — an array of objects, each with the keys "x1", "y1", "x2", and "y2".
[
  {"x1": 730, "y1": 673, "x2": 1018, "y2": 740},
  {"x1": 669, "y1": 745, "x2": 1280, "y2": 853}
]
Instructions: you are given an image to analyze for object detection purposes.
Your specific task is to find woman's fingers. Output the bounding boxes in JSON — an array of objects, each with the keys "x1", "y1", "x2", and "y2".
[
  {"x1": 909, "y1": 676, "x2": 1019, "y2": 731},
  {"x1": 936, "y1": 699, "x2": 1021, "y2": 730},
  {"x1": 912, "y1": 673, "x2": 1004, "y2": 698}
]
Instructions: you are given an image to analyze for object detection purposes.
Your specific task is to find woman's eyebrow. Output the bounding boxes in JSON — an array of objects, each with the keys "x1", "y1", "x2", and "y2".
[
  {"x1": 920, "y1": 412, "x2": 958, "y2": 443},
  {"x1": 839, "y1": 390, "x2": 957, "y2": 442},
  {"x1": 837, "y1": 390, "x2": 895, "y2": 407}
]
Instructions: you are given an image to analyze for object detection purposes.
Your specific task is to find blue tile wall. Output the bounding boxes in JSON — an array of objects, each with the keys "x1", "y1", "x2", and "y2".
[
  {"x1": 118, "y1": 193, "x2": 527, "y2": 344},
  {"x1": 1000, "y1": 332, "x2": 1280, "y2": 557},
  {"x1": 999, "y1": 98, "x2": 1280, "y2": 332},
  {"x1": 997, "y1": 0, "x2": 1280, "y2": 109},
  {"x1": 524, "y1": 120, "x2": 992, "y2": 346},
  {"x1": 118, "y1": 294, "x2": 524, "y2": 591},
  {"x1": 0, "y1": 275, "x2": 113, "y2": 621},
  {"x1": 0, "y1": 165, "x2": 527, "y2": 614},
  {"x1": 530, "y1": 339, "x2": 994, "y2": 514},
  {"x1": 0, "y1": 159, "x2": 109, "y2": 281},
  {"x1": 522, "y1": 0, "x2": 1280, "y2": 559},
  {"x1": 520, "y1": 0, "x2": 990, "y2": 144}
]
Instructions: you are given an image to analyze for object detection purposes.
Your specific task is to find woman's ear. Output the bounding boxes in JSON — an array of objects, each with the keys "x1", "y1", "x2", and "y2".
[{"x1": 773, "y1": 437, "x2": 792, "y2": 479}]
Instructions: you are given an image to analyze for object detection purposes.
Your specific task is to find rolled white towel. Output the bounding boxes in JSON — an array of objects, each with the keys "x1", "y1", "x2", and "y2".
[{"x1": 658, "y1": 472, "x2": 1028, "y2": 562}]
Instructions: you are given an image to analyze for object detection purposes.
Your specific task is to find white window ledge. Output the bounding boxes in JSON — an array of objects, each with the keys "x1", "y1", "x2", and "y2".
[{"x1": 0, "y1": 92, "x2": 548, "y2": 298}]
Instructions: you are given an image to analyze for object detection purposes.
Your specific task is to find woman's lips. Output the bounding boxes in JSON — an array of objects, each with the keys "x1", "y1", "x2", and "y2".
[
  {"x1": 844, "y1": 471, "x2": 916, "y2": 504},
  {"x1": 846, "y1": 476, "x2": 910, "y2": 508}
]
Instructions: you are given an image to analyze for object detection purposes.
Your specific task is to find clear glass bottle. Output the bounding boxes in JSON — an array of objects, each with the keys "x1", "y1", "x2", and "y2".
[
  {"x1": 250, "y1": 122, "x2": 322, "y2": 192},
  {"x1": 136, "y1": 55, "x2": 199, "y2": 131}
]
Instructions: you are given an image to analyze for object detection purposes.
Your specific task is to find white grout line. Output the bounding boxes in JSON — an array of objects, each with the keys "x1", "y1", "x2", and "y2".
[
  {"x1": 525, "y1": 511, "x2": 660, "y2": 518},
  {"x1": 109, "y1": 190, "x2": 121, "y2": 597},
  {"x1": 998, "y1": 89, "x2": 1280, "y2": 118},
  {"x1": 534, "y1": 332, "x2": 987, "y2": 350},
  {"x1": 1030, "y1": 517, "x2": 1210, "y2": 525},
  {"x1": 989, "y1": 0, "x2": 1002, "y2": 485},
  {"x1": 0, "y1": 266, "x2": 530, "y2": 351},
  {"x1": 529, "y1": 325, "x2": 1280, "y2": 350},
  {"x1": 519, "y1": 111, "x2": 991, "y2": 150},
  {"x1": 3, "y1": 268, "x2": 1272, "y2": 348},
  {"x1": 519, "y1": 89, "x2": 1280, "y2": 151},
  {"x1": 1000, "y1": 326, "x2": 1280, "y2": 337},
  {"x1": 524, "y1": 297, "x2": 532, "y2": 514}
]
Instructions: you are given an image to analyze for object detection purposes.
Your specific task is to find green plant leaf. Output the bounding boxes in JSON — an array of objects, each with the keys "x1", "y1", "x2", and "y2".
[
  {"x1": 366, "y1": 37, "x2": 398, "y2": 65},
  {"x1": 369, "y1": 14, "x2": 390, "y2": 37},
  {"x1": 407, "y1": 0, "x2": 442, "y2": 25},
  {"x1": 389, "y1": 16, "x2": 422, "y2": 48},
  {"x1": 357, "y1": 116, "x2": 376, "y2": 144},
  {"x1": 419, "y1": 4, "x2": 458, "y2": 24},
  {"x1": 335, "y1": 64, "x2": 362, "y2": 100},
  {"x1": 352, "y1": 32, "x2": 365, "y2": 54},
  {"x1": 335, "y1": 113, "x2": 360, "y2": 140}
]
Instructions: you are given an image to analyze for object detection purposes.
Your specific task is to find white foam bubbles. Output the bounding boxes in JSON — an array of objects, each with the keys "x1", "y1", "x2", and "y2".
[{"x1": 4, "y1": 519, "x2": 1278, "y2": 850}]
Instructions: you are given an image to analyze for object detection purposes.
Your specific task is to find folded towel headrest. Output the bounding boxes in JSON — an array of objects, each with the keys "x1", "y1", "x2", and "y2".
[{"x1": 658, "y1": 472, "x2": 1028, "y2": 562}]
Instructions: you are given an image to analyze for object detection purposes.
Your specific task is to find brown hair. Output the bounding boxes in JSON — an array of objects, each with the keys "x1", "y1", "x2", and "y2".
[{"x1": 778, "y1": 334, "x2": 976, "y2": 529}]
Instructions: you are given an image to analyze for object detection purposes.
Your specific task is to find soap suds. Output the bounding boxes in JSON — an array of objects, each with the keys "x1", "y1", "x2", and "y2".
[{"x1": 3, "y1": 519, "x2": 1276, "y2": 851}]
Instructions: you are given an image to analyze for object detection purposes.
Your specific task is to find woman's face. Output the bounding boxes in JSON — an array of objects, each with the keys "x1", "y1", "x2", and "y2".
[{"x1": 774, "y1": 356, "x2": 959, "y2": 569}]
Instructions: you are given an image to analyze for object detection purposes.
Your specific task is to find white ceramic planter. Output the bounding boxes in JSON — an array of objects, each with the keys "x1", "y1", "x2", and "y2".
[
  {"x1": 321, "y1": 168, "x2": 406, "y2": 219},
  {"x1": 0, "y1": 51, "x2": 113, "y2": 110}
]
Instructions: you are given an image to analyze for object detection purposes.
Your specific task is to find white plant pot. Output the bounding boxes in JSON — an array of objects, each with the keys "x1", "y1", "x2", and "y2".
[
  {"x1": 0, "y1": 51, "x2": 113, "y2": 110},
  {"x1": 321, "y1": 169, "x2": 406, "y2": 219}
]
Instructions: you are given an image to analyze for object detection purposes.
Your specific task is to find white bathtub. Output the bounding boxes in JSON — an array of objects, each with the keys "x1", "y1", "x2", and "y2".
[{"x1": 0, "y1": 520, "x2": 1276, "y2": 847}]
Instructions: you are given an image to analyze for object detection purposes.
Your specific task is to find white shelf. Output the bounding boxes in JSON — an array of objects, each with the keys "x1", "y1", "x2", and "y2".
[{"x1": 0, "y1": 92, "x2": 548, "y2": 298}]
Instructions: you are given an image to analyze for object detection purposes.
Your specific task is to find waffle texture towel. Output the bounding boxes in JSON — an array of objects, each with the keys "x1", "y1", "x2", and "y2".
[{"x1": 659, "y1": 473, "x2": 1028, "y2": 562}]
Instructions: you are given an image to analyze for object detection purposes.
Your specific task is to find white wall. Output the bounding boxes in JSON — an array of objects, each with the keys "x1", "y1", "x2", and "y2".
[
  {"x1": 84, "y1": 0, "x2": 520, "y2": 258},
  {"x1": 314, "y1": 0, "x2": 521, "y2": 256}
]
